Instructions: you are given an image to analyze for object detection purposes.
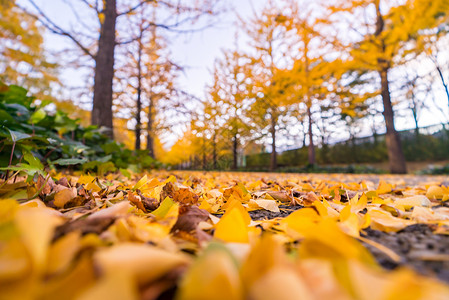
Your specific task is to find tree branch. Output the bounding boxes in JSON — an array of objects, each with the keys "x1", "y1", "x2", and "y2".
[
  {"x1": 117, "y1": 0, "x2": 154, "y2": 17},
  {"x1": 19, "y1": 0, "x2": 95, "y2": 59}
]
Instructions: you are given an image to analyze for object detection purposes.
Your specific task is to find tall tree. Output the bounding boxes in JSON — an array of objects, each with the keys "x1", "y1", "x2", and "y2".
[
  {"x1": 115, "y1": 19, "x2": 181, "y2": 157},
  {"x1": 242, "y1": 0, "x2": 294, "y2": 171},
  {"x1": 329, "y1": 0, "x2": 449, "y2": 173},
  {"x1": 208, "y1": 49, "x2": 253, "y2": 169}
]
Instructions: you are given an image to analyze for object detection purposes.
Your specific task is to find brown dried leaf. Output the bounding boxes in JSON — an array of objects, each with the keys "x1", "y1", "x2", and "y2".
[
  {"x1": 303, "y1": 192, "x2": 320, "y2": 205},
  {"x1": 54, "y1": 188, "x2": 77, "y2": 208},
  {"x1": 137, "y1": 190, "x2": 159, "y2": 211},
  {"x1": 56, "y1": 177, "x2": 70, "y2": 188},
  {"x1": 37, "y1": 174, "x2": 56, "y2": 196},
  {"x1": 53, "y1": 216, "x2": 115, "y2": 240},
  {"x1": 171, "y1": 206, "x2": 209, "y2": 233},
  {"x1": 173, "y1": 188, "x2": 199, "y2": 205},
  {"x1": 160, "y1": 182, "x2": 176, "y2": 201},
  {"x1": 127, "y1": 191, "x2": 147, "y2": 212},
  {"x1": 266, "y1": 190, "x2": 292, "y2": 203}
]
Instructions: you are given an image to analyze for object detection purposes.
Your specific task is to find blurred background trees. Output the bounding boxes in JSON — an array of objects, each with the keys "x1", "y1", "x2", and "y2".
[{"x1": 2, "y1": 0, "x2": 449, "y2": 173}]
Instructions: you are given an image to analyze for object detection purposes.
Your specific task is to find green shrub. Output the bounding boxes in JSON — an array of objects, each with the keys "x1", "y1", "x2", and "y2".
[{"x1": 0, "y1": 82, "x2": 160, "y2": 177}]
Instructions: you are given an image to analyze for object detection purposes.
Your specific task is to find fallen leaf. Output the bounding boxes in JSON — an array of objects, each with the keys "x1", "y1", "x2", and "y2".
[
  {"x1": 249, "y1": 266, "x2": 313, "y2": 300},
  {"x1": 171, "y1": 205, "x2": 210, "y2": 233},
  {"x1": 176, "y1": 243, "x2": 243, "y2": 300},
  {"x1": 94, "y1": 243, "x2": 190, "y2": 286},
  {"x1": 173, "y1": 188, "x2": 199, "y2": 205},
  {"x1": 254, "y1": 199, "x2": 279, "y2": 213},
  {"x1": 214, "y1": 207, "x2": 249, "y2": 243}
]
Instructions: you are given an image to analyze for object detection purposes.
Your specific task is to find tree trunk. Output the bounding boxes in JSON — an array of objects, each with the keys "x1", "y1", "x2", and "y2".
[
  {"x1": 307, "y1": 105, "x2": 315, "y2": 166},
  {"x1": 232, "y1": 134, "x2": 238, "y2": 170},
  {"x1": 213, "y1": 131, "x2": 217, "y2": 170},
  {"x1": 135, "y1": 33, "x2": 143, "y2": 150},
  {"x1": 379, "y1": 67, "x2": 407, "y2": 174},
  {"x1": 302, "y1": 122, "x2": 307, "y2": 148},
  {"x1": 91, "y1": 0, "x2": 117, "y2": 138},
  {"x1": 202, "y1": 136, "x2": 207, "y2": 170},
  {"x1": 411, "y1": 105, "x2": 420, "y2": 138},
  {"x1": 374, "y1": 1, "x2": 406, "y2": 174},
  {"x1": 146, "y1": 97, "x2": 154, "y2": 158},
  {"x1": 270, "y1": 113, "x2": 277, "y2": 171},
  {"x1": 372, "y1": 117, "x2": 378, "y2": 145}
]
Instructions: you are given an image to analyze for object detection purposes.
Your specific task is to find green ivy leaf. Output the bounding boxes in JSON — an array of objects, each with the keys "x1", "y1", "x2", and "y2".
[
  {"x1": 30, "y1": 108, "x2": 46, "y2": 124},
  {"x1": 52, "y1": 158, "x2": 88, "y2": 166},
  {"x1": 7, "y1": 128, "x2": 31, "y2": 142}
]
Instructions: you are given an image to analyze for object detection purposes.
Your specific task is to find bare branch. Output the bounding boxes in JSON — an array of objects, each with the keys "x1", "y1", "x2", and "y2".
[
  {"x1": 117, "y1": 0, "x2": 154, "y2": 17},
  {"x1": 78, "y1": 0, "x2": 100, "y2": 14},
  {"x1": 19, "y1": 0, "x2": 95, "y2": 59}
]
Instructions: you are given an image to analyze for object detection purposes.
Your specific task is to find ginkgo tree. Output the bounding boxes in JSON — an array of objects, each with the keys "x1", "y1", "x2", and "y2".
[
  {"x1": 329, "y1": 0, "x2": 449, "y2": 174},
  {"x1": 274, "y1": 0, "x2": 335, "y2": 167},
  {"x1": 0, "y1": 0, "x2": 58, "y2": 98},
  {"x1": 207, "y1": 48, "x2": 254, "y2": 170},
  {"x1": 115, "y1": 5, "x2": 182, "y2": 158},
  {"x1": 242, "y1": 0, "x2": 296, "y2": 171}
]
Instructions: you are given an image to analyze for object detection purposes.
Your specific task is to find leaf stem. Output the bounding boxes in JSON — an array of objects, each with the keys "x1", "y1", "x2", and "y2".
[{"x1": 5, "y1": 141, "x2": 16, "y2": 181}]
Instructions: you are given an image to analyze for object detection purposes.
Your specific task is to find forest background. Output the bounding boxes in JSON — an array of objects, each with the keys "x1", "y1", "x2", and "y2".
[{"x1": 2, "y1": 0, "x2": 449, "y2": 175}]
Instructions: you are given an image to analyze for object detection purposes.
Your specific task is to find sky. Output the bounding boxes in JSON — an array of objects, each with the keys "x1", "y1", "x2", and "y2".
[{"x1": 17, "y1": 0, "x2": 449, "y2": 150}]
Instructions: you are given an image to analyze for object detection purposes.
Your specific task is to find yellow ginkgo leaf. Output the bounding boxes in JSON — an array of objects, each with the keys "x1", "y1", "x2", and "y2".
[
  {"x1": 222, "y1": 195, "x2": 251, "y2": 225},
  {"x1": 76, "y1": 270, "x2": 138, "y2": 300},
  {"x1": 77, "y1": 174, "x2": 95, "y2": 185},
  {"x1": 254, "y1": 199, "x2": 279, "y2": 213},
  {"x1": 367, "y1": 208, "x2": 413, "y2": 232},
  {"x1": 94, "y1": 243, "x2": 190, "y2": 286},
  {"x1": 282, "y1": 208, "x2": 321, "y2": 235},
  {"x1": 0, "y1": 238, "x2": 31, "y2": 282},
  {"x1": 176, "y1": 243, "x2": 243, "y2": 300},
  {"x1": 240, "y1": 234, "x2": 286, "y2": 289},
  {"x1": 377, "y1": 181, "x2": 393, "y2": 194},
  {"x1": 198, "y1": 199, "x2": 213, "y2": 213},
  {"x1": 214, "y1": 207, "x2": 249, "y2": 243},
  {"x1": 46, "y1": 231, "x2": 81, "y2": 275},
  {"x1": 426, "y1": 185, "x2": 445, "y2": 200},
  {"x1": 248, "y1": 267, "x2": 313, "y2": 300},
  {"x1": 133, "y1": 174, "x2": 148, "y2": 190},
  {"x1": 394, "y1": 195, "x2": 431, "y2": 210},
  {"x1": 15, "y1": 207, "x2": 63, "y2": 272},
  {"x1": 85, "y1": 181, "x2": 102, "y2": 193},
  {"x1": 298, "y1": 219, "x2": 375, "y2": 265}
]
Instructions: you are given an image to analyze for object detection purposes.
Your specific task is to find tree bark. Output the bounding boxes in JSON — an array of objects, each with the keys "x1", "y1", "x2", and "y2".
[
  {"x1": 213, "y1": 131, "x2": 217, "y2": 169},
  {"x1": 135, "y1": 32, "x2": 143, "y2": 150},
  {"x1": 270, "y1": 113, "x2": 277, "y2": 171},
  {"x1": 202, "y1": 136, "x2": 207, "y2": 170},
  {"x1": 146, "y1": 97, "x2": 154, "y2": 158},
  {"x1": 307, "y1": 105, "x2": 315, "y2": 166},
  {"x1": 232, "y1": 134, "x2": 238, "y2": 170},
  {"x1": 375, "y1": 1, "x2": 406, "y2": 174},
  {"x1": 410, "y1": 95, "x2": 420, "y2": 138},
  {"x1": 91, "y1": 0, "x2": 117, "y2": 138},
  {"x1": 379, "y1": 67, "x2": 407, "y2": 173}
]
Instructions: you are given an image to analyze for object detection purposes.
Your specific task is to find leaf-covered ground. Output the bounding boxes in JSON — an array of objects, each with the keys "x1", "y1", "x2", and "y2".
[{"x1": 1, "y1": 171, "x2": 449, "y2": 300}]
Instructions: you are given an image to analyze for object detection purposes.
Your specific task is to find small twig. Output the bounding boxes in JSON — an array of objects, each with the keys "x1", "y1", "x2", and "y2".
[
  {"x1": 13, "y1": 154, "x2": 24, "y2": 183},
  {"x1": 44, "y1": 148, "x2": 55, "y2": 159},
  {"x1": 5, "y1": 141, "x2": 16, "y2": 181}
]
